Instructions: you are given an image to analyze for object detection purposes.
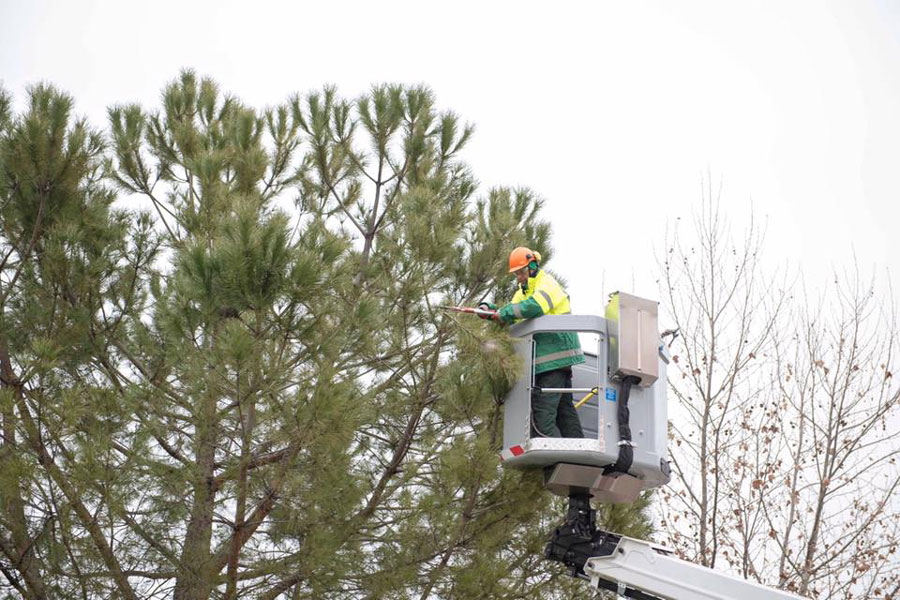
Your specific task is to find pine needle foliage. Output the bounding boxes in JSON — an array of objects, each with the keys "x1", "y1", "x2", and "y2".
[{"x1": 0, "y1": 73, "x2": 651, "y2": 600}]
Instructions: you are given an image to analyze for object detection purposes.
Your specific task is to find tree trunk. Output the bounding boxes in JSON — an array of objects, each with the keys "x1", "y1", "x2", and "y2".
[
  {"x1": 174, "y1": 389, "x2": 219, "y2": 600},
  {"x1": 0, "y1": 343, "x2": 47, "y2": 600}
]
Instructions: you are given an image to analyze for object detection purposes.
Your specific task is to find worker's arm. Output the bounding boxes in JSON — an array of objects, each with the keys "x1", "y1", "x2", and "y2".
[
  {"x1": 497, "y1": 297, "x2": 544, "y2": 323},
  {"x1": 497, "y1": 278, "x2": 563, "y2": 323}
]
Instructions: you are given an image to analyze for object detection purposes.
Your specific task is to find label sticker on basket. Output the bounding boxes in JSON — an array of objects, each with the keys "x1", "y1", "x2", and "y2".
[{"x1": 605, "y1": 388, "x2": 617, "y2": 402}]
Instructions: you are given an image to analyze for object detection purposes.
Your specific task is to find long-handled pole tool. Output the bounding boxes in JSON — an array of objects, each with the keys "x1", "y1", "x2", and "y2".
[{"x1": 439, "y1": 305, "x2": 499, "y2": 320}]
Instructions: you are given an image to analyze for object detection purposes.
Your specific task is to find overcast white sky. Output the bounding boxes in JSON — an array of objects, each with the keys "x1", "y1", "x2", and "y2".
[{"x1": 1, "y1": 0, "x2": 898, "y2": 314}]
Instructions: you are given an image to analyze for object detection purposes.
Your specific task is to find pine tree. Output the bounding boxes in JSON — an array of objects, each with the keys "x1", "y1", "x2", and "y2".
[
  {"x1": 106, "y1": 72, "x2": 368, "y2": 600},
  {"x1": 0, "y1": 73, "x2": 653, "y2": 599},
  {"x1": 0, "y1": 83, "x2": 152, "y2": 600}
]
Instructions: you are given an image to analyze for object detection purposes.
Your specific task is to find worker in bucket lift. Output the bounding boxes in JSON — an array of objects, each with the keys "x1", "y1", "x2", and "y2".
[{"x1": 479, "y1": 247, "x2": 585, "y2": 438}]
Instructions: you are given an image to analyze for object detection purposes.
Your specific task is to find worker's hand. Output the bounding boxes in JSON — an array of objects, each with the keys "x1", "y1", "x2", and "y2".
[
  {"x1": 477, "y1": 302, "x2": 497, "y2": 320},
  {"x1": 496, "y1": 304, "x2": 515, "y2": 323}
]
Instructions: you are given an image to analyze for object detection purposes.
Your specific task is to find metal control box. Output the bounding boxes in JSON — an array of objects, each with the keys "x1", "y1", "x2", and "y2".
[{"x1": 605, "y1": 292, "x2": 659, "y2": 387}]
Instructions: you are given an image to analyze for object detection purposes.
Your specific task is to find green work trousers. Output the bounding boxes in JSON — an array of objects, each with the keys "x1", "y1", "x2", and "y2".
[{"x1": 531, "y1": 368, "x2": 584, "y2": 438}]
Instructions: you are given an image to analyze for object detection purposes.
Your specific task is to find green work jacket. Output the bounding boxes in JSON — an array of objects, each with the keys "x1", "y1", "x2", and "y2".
[{"x1": 498, "y1": 269, "x2": 585, "y2": 374}]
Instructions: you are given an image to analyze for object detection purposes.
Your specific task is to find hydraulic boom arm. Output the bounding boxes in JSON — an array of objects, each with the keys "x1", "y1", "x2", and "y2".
[{"x1": 545, "y1": 495, "x2": 805, "y2": 600}]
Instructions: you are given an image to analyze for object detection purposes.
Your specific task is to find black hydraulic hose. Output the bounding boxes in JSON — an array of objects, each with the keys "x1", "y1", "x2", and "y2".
[{"x1": 604, "y1": 375, "x2": 641, "y2": 476}]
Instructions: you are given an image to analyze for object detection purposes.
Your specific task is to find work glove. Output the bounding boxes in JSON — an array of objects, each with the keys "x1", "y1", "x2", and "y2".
[
  {"x1": 477, "y1": 301, "x2": 497, "y2": 320},
  {"x1": 497, "y1": 304, "x2": 515, "y2": 323}
]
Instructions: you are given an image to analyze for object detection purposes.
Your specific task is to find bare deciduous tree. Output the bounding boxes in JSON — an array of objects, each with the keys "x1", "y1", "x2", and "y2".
[
  {"x1": 659, "y1": 179, "x2": 900, "y2": 598},
  {"x1": 760, "y1": 271, "x2": 900, "y2": 598},
  {"x1": 657, "y1": 180, "x2": 786, "y2": 569}
]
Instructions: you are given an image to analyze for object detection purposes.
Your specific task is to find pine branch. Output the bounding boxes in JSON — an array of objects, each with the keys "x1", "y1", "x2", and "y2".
[
  {"x1": 0, "y1": 186, "x2": 45, "y2": 306},
  {"x1": 13, "y1": 394, "x2": 138, "y2": 600}
]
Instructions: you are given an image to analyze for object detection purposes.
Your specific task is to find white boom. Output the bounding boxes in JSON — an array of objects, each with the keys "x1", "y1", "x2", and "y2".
[{"x1": 583, "y1": 534, "x2": 805, "y2": 600}]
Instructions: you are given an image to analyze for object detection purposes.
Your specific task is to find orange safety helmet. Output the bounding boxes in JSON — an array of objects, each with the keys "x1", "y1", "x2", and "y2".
[{"x1": 508, "y1": 247, "x2": 542, "y2": 273}]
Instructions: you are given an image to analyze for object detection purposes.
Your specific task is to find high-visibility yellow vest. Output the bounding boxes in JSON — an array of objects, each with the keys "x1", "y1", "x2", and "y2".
[{"x1": 501, "y1": 269, "x2": 584, "y2": 374}]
